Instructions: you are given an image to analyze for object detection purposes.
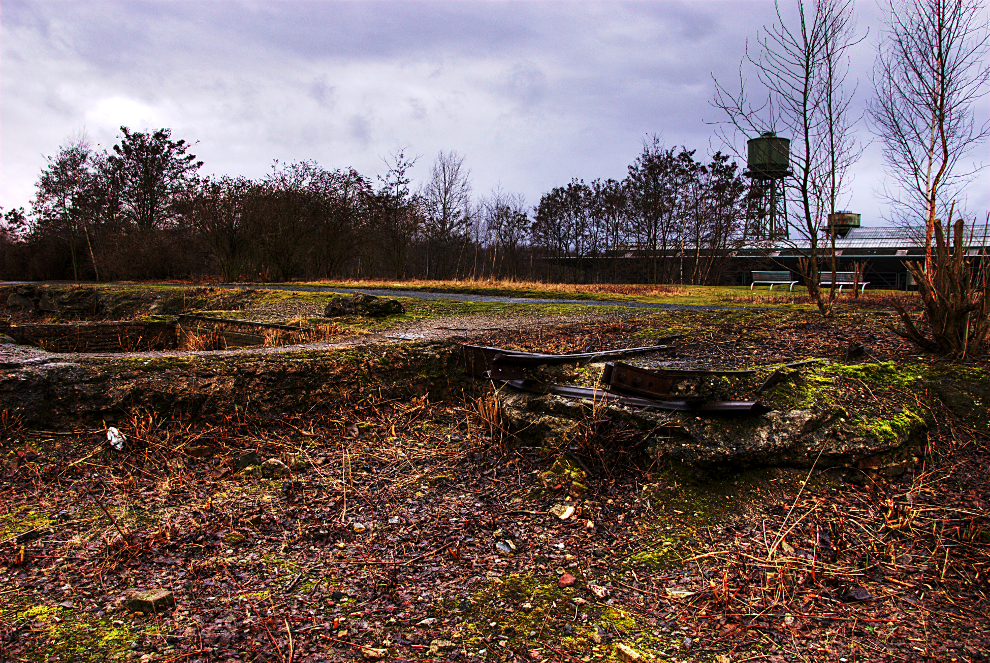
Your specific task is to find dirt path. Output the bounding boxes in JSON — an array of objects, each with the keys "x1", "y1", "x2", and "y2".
[{"x1": 0, "y1": 307, "x2": 650, "y2": 366}]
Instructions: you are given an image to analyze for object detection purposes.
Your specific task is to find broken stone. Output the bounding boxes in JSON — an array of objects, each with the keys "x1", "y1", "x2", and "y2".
[
  {"x1": 588, "y1": 583, "x2": 609, "y2": 599},
  {"x1": 239, "y1": 465, "x2": 262, "y2": 479},
  {"x1": 7, "y1": 293, "x2": 35, "y2": 310},
  {"x1": 324, "y1": 294, "x2": 404, "y2": 318},
  {"x1": 233, "y1": 451, "x2": 260, "y2": 472},
  {"x1": 550, "y1": 504, "x2": 575, "y2": 520},
  {"x1": 56, "y1": 287, "x2": 101, "y2": 314},
  {"x1": 499, "y1": 387, "x2": 928, "y2": 468},
  {"x1": 934, "y1": 377, "x2": 990, "y2": 434},
  {"x1": 125, "y1": 589, "x2": 175, "y2": 614},
  {"x1": 353, "y1": 522, "x2": 368, "y2": 533},
  {"x1": 558, "y1": 572, "x2": 576, "y2": 588},
  {"x1": 429, "y1": 639, "x2": 456, "y2": 655},
  {"x1": 38, "y1": 292, "x2": 58, "y2": 312},
  {"x1": 285, "y1": 453, "x2": 309, "y2": 470},
  {"x1": 495, "y1": 540, "x2": 516, "y2": 555},
  {"x1": 840, "y1": 586, "x2": 874, "y2": 602},
  {"x1": 615, "y1": 643, "x2": 642, "y2": 662},
  {"x1": 261, "y1": 458, "x2": 290, "y2": 479},
  {"x1": 362, "y1": 647, "x2": 388, "y2": 660}
]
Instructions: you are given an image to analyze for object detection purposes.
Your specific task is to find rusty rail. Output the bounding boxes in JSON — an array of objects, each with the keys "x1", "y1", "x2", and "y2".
[
  {"x1": 462, "y1": 340, "x2": 679, "y2": 379},
  {"x1": 500, "y1": 379, "x2": 770, "y2": 414}
]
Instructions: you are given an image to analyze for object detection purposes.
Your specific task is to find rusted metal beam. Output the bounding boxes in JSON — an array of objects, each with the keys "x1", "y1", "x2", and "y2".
[
  {"x1": 461, "y1": 340, "x2": 679, "y2": 378},
  {"x1": 600, "y1": 359, "x2": 824, "y2": 400},
  {"x1": 501, "y1": 379, "x2": 770, "y2": 414}
]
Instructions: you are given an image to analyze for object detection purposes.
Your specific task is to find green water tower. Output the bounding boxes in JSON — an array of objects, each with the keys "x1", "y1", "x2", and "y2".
[{"x1": 744, "y1": 132, "x2": 792, "y2": 240}]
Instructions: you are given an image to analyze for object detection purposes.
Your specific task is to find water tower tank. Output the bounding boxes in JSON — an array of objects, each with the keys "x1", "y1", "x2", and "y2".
[
  {"x1": 827, "y1": 211, "x2": 861, "y2": 238},
  {"x1": 747, "y1": 132, "x2": 791, "y2": 178}
]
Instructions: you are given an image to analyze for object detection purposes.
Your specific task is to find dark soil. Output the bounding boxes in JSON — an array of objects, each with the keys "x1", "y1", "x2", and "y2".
[{"x1": 1, "y1": 300, "x2": 989, "y2": 663}]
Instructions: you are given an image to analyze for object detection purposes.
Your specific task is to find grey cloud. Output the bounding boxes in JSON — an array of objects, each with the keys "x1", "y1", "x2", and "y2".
[
  {"x1": 501, "y1": 62, "x2": 548, "y2": 111},
  {"x1": 2, "y1": 0, "x2": 986, "y2": 226},
  {"x1": 348, "y1": 114, "x2": 373, "y2": 148},
  {"x1": 309, "y1": 76, "x2": 336, "y2": 109}
]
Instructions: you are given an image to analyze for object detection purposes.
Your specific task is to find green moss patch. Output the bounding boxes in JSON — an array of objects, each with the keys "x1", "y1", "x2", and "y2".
[{"x1": 7, "y1": 603, "x2": 138, "y2": 662}]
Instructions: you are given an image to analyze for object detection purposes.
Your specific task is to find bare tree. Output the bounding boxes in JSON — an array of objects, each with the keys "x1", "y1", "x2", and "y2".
[
  {"x1": 481, "y1": 189, "x2": 529, "y2": 280},
  {"x1": 420, "y1": 151, "x2": 473, "y2": 279},
  {"x1": 870, "y1": 0, "x2": 989, "y2": 272},
  {"x1": 713, "y1": 0, "x2": 862, "y2": 316},
  {"x1": 190, "y1": 176, "x2": 253, "y2": 282},
  {"x1": 625, "y1": 138, "x2": 693, "y2": 285},
  {"x1": 31, "y1": 135, "x2": 103, "y2": 281},
  {"x1": 371, "y1": 150, "x2": 421, "y2": 279},
  {"x1": 588, "y1": 178, "x2": 629, "y2": 283}
]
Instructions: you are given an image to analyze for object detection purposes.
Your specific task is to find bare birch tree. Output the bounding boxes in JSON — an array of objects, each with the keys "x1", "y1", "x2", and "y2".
[
  {"x1": 870, "y1": 0, "x2": 989, "y2": 273},
  {"x1": 421, "y1": 151, "x2": 472, "y2": 279},
  {"x1": 713, "y1": 0, "x2": 862, "y2": 316}
]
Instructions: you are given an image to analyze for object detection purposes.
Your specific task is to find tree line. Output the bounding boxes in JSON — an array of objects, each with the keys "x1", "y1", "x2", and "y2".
[
  {"x1": 0, "y1": 129, "x2": 757, "y2": 285},
  {"x1": 3, "y1": 0, "x2": 985, "y2": 288}
]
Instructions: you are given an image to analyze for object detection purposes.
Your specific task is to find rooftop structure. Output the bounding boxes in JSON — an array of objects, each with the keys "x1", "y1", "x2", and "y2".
[{"x1": 746, "y1": 224, "x2": 990, "y2": 255}]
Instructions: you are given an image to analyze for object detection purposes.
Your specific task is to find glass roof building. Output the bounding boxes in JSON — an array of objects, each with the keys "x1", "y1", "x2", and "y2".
[{"x1": 735, "y1": 224, "x2": 990, "y2": 289}]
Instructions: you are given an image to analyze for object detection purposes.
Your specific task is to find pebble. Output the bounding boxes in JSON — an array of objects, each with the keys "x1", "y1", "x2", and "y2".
[
  {"x1": 558, "y1": 572, "x2": 576, "y2": 588},
  {"x1": 362, "y1": 647, "x2": 388, "y2": 660},
  {"x1": 615, "y1": 643, "x2": 642, "y2": 662},
  {"x1": 550, "y1": 504, "x2": 575, "y2": 520}
]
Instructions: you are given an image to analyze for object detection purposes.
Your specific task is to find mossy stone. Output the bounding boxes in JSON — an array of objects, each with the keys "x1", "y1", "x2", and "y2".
[{"x1": 125, "y1": 589, "x2": 175, "y2": 614}]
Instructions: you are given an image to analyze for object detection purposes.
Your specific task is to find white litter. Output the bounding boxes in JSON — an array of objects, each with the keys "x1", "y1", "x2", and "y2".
[{"x1": 107, "y1": 427, "x2": 126, "y2": 451}]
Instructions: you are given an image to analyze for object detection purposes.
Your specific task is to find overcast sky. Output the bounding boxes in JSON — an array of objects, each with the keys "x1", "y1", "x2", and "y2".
[{"x1": 1, "y1": 0, "x2": 987, "y2": 227}]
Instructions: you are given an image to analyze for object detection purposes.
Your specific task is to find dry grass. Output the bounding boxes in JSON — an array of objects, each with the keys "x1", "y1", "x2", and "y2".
[
  {"x1": 262, "y1": 321, "x2": 343, "y2": 347},
  {"x1": 310, "y1": 277, "x2": 691, "y2": 298},
  {"x1": 178, "y1": 325, "x2": 226, "y2": 351}
]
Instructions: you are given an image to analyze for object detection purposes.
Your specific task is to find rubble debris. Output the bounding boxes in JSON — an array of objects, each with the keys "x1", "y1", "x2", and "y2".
[{"x1": 550, "y1": 504, "x2": 576, "y2": 520}]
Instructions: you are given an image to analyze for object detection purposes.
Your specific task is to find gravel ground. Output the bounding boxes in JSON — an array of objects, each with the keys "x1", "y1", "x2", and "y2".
[{"x1": 0, "y1": 307, "x2": 651, "y2": 366}]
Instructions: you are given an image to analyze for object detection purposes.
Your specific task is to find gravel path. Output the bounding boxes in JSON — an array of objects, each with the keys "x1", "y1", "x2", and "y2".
[
  {"x1": 0, "y1": 306, "x2": 647, "y2": 366},
  {"x1": 220, "y1": 282, "x2": 746, "y2": 311},
  {"x1": 1, "y1": 280, "x2": 735, "y2": 367}
]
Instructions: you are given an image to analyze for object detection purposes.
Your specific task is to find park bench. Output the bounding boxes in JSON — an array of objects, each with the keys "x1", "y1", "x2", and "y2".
[
  {"x1": 819, "y1": 271, "x2": 869, "y2": 293},
  {"x1": 750, "y1": 271, "x2": 800, "y2": 291}
]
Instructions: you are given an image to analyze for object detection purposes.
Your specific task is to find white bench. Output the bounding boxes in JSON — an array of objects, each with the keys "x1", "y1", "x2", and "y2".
[
  {"x1": 819, "y1": 271, "x2": 869, "y2": 293},
  {"x1": 751, "y1": 271, "x2": 800, "y2": 291}
]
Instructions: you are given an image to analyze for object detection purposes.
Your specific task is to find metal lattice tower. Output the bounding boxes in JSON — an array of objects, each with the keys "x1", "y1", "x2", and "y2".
[{"x1": 744, "y1": 132, "x2": 792, "y2": 241}]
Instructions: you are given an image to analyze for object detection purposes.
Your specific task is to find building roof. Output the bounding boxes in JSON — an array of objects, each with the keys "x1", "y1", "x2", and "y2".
[{"x1": 748, "y1": 224, "x2": 990, "y2": 254}]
